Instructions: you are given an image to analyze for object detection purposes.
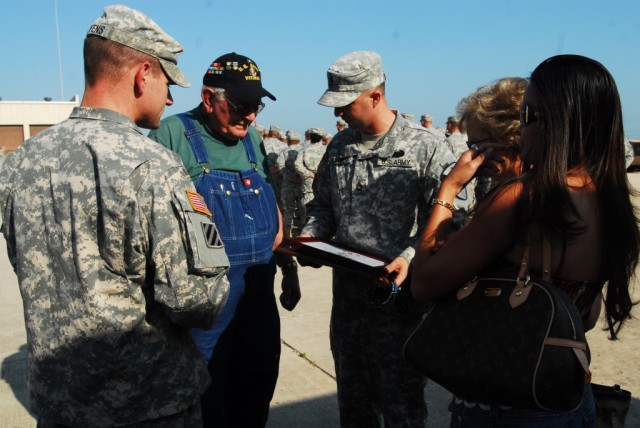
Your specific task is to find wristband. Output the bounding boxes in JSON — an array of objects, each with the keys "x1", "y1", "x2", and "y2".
[{"x1": 431, "y1": 198, "x2": 457, "y2": 213}]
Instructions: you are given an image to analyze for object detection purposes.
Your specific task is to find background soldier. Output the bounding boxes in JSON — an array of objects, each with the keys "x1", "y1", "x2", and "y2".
[
  {"x1": 279, "y1": 129, "x2": 304, "y2": 236},
  {"x1": 263, "y1": 124, "x2": 287, "y2": 205},
  {"x1": 420, "y1": 113, "x2": 446, "y2": 140},
  {"x1": 294, "y1": 127, "x2": 327, "y2": 227},
  {"x1": 445, "y1": 115, "x2": 468, "y2": 158}
]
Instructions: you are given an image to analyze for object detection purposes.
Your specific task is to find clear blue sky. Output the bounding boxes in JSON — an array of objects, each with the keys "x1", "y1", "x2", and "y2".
[{"x1": 2, "y1": 0, "x2": 639, "y2": 139}]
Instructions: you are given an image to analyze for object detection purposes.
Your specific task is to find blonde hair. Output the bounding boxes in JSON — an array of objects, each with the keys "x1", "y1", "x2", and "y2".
[{"x1": 457, "y1": 77, "x2": 527, "y2": 149}]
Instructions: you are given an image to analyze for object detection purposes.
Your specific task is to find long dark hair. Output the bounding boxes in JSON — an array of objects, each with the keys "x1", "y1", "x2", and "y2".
[{"x1": 525, "y1": 54, "x2": 639, "y2": 338}]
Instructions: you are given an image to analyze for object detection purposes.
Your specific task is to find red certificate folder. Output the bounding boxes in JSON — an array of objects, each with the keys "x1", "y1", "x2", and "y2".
[{"x1": 276, "y1": 237, "x2": 390, "y2": 277}]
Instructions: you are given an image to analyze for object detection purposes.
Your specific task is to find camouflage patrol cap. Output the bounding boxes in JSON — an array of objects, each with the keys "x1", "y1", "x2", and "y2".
[
  {"x1": 308, "y1": 127, "x2": 324, "y2": 136},
  {"x1": 269, "y1": 125, "x2": 280, "y2": 133},
  {"x1": 336, "y1": 118, "x2": 347, "y2": 126},
  {"x1": 87, "y1": 5, "x2": 190, "y2": 87},
  {"x1": 318, "y1": 51, "x2": 386, "y2": 107},
  {"x1": 286, "y1": 130, "x2": 301, "y2": 141},
  {"x1": 421, "y1": 114, "x2": 433, "y2": 122}
]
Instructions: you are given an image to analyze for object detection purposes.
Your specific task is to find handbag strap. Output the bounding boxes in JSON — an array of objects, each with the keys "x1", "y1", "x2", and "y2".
[
  {"x1": 518, "y1": 245, "x2": 530, "y2": 282},
  {"x1": 542, "y1": 235, "x2": 551, "y2": 282},
  {"x1": 520, "y1": 229, "x2": 552, "y2": 281},
  {"x1": 510, "y1": 231, "x2": 551, "y2": 307},
  {"x1": 537, "y1": 231, "x2": 590, "y2": 376}
]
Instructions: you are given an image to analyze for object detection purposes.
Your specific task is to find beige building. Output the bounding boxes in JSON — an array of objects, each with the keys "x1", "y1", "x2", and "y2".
[{"x1": 0, "y1": 96, "x2": 79, "y2": 153}]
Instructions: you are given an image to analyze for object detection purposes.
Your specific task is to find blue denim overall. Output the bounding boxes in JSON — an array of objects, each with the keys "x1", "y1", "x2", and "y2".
[{"x1": 178, "y1": 114, "x2": 279, "y2": 361}]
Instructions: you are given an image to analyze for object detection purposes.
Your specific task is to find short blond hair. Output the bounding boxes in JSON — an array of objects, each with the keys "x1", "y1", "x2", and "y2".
[{"x1": 457, "y1": 77, "x2": 527, "y2": 149}]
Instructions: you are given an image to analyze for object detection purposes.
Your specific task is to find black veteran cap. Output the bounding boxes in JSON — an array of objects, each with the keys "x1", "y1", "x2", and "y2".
[
  {"x1": 203, "y1": 52, "x2": 276, "y2": 103},
  {"x1": 86, "y1": 5, "x2": 190, "y2": 88}
]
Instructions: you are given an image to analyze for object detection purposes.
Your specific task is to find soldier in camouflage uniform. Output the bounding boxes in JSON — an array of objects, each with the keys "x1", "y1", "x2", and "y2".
[
  {"x1": 401, "y1": 112, "x2": 415, "y2": 122},
  {"x1": 0, "y1": 146, "x2": 6, "y2": 171},
  {"x1": 322, "y1": 130, "x2": 333, "y2": 146},
  {"x1": 254, "y1": 123, "x2": 266, "y2": 140},
  {"x1": 0, "y1": 5, "x2": 230, "y2": 427},
  {"x1": 300, "y1": 51, "x2": 460, "y2": 427},
  {"x1": 442, "y1": 116, "x2": 475, "y2": 228},
  {"x1": 420, "y1": 113, "x2": 447, "y2": 141},
  {"x1": 293, "y1": 127, "x2": 327, "y2": 226},
  {"x1": 445, "y1": 115, "x2": 469, "y2": 158},
  {"x1": 279, "y1": 130, "x2": 304, "y2": 236},
  {"x1": 263, "y1": 125, "x2": 287, "y2": 204}
]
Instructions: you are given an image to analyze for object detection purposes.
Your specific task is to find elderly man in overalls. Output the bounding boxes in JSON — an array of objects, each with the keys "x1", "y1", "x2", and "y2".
[{"x1": 149, "y1": 52, "x2": 300, "y2": 428}]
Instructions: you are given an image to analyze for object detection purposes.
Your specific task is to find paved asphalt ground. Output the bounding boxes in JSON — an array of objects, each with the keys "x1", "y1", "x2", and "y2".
[
  {"x1": 2, "y1": 176, "x2": 640, "y2": 427},
  {"x1": 0, "y1": 235, "x2": 453, "y2": 428}
]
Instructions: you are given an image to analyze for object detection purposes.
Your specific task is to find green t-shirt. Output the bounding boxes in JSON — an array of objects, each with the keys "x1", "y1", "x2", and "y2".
[{"x1": 148, "y1": 105, "x2": 271, "y2": 184}]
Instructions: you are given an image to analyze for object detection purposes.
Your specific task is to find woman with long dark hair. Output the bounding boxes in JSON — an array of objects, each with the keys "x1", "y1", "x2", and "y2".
[{"x1": 411, "y1": 55, "x2": 639, "y2": 426}]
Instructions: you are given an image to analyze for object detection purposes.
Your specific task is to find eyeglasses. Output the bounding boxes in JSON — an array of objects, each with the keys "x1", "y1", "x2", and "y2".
[
  {"x1": 520, "y1": 103, "x2": 542, "y2": 126},
  {"x1": 224, "y1": 94, "x2": 265, "y2": 117}
]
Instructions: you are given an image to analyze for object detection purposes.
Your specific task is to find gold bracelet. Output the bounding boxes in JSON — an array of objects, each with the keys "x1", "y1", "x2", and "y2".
[{"x1": 431, "y1": 198, "x2": 457, "y2": 213}]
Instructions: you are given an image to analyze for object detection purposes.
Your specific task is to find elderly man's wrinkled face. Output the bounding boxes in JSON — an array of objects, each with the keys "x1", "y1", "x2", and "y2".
[{"x1": 202, "y1": 88, "x2": 262, "y2": 141}]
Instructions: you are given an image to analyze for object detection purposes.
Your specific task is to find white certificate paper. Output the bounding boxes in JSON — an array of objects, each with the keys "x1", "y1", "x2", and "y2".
[{"x1": 303, "y1": 241, "x2": 387, "y2": 268}]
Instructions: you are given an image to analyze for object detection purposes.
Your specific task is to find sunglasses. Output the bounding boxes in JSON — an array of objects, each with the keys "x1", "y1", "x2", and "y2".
[
  {"x1": 224, "y1": 94, "x2": 265, "y2": 117},
  {"x1": 520, "y1": 103, "x2": 542, "y2": 126}
]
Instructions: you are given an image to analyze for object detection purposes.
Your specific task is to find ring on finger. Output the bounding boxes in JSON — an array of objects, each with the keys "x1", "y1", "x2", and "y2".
[{"x1": 470, "y1": 144, "x2": 479, "y2": 151}]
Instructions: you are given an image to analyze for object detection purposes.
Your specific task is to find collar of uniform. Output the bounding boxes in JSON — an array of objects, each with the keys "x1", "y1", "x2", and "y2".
[
  {"x1": 338, "y1": 120, "x2": 400, "y2": 160},
  {"x1": 69, "y1": 106, "x2": 143, "y2": 135},
  {"x1": 369, "y1": 111, "x2": 404, "y2": 159}
]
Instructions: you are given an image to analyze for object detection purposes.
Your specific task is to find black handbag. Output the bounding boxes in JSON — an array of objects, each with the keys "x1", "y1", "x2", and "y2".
[
  {"x1": 403, "y1": 241, "x2": 590, "y2": 412},
  {"x1": 592, "y1": 383, "x2": 631, "y2": 428}
]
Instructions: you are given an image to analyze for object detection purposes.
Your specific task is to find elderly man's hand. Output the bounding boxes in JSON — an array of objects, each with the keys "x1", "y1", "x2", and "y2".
[{"x1": 279, "y1": 268, "x2": 301, "y2": 311}]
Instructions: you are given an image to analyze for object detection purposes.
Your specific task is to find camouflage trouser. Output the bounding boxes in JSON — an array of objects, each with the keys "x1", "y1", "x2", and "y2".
[
  {"x1": 37, "y1": 401, "x2": 202, "y2": 428},
  {"x1": 330, "y1": 269, "x2": 429, "y2": 428},
  {"x1": 280, "y1": 179, "x2": 304, "y2": 237},
  {"x1": 298, "y1": 191, "x2": 314, "y2": 228},
  {"x1": 271, "y1": 171, "x2": 284, "y2": 206}
]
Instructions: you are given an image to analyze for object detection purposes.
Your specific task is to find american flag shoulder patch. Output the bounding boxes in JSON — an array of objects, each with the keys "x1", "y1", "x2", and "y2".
[{"x1": 186, "y1": 190, "x2": 212, "y2": 217}]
